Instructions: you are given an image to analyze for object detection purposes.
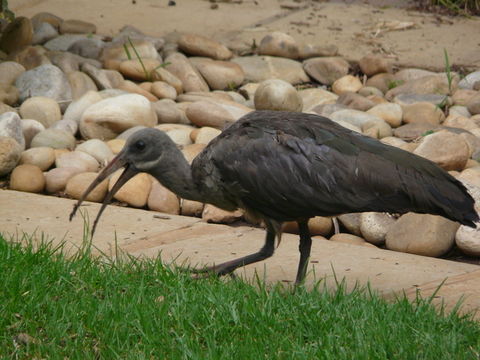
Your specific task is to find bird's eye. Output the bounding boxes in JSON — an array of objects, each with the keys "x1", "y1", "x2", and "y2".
[{"x1": 135, "y1": 140, "x2": 146, "y2": 151}]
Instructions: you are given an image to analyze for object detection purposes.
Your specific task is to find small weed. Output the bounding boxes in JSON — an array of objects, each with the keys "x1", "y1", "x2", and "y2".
[
  {"x1": 387, "y1": 79, "x2": 404, "y2": 90},
  {"x1": 421, "y1": 130, "x2": 435, "y2": 137},
  {"x1": 123, "y1": 37, "x2": 170, "y2": 82}
]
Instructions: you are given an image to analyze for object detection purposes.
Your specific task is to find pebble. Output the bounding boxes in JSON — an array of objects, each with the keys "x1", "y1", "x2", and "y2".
[
  {"x1": 55, "y1": 151, "x2": 99, "y2": 172},
  {"x1": 393, "y1": 93, "x2": 449, "y2": 107},
  {"x1": 153, "y1": 99, "x2": 189, "y2": 124},
  {"x1": 331, "y1": 75, "x2": 363, "y2": 95},
  {"x1": 254, "y1": 79, "x2": 303, "y2": 112},
  {"x1": 108, "y1": 170, "x2": 152, "y2": 207},
  {"x1": 202, "y1": 204, "x2": 242, "y2": 224},
  {"x1": 166, "y1": 128, "x2": 193, "y2": 146},
  {"x1": 366, "y1": 103, "x2": 402, "y2": 128},
  {"x1": 0, "y1": 84, "x2": 19, "y2": 106},
  {"x1": 19, "y1": 96, "x2": 62, "y2": 128},
  {"x1": 0, "y1": 112, "x2": 25, "y2": 150},
  {"x1": 31, "y1": 12, "x2": 63, "y2": 30},
  {"x1": 177, "y1": 33, "x2": 232, "y2": 60},
  {"x1": 65, "y1": 172, "x2": 108, "y2": 202},
  {"x1": 303, "y1": 57, "x2": 349, "y2": 85},
  {"x1": 459, "y1": 70, "x2": 480, "y2": 90},
  {"x1": 106, "y1": 139, "x2": 126, "y2": 154},
  {"x1": 59, "y1": 19, "x2": 96, "y2": 34},
  {"x1": 81, "y1": 62, "x2": 115, "y2": 90},
  {"x1": 402, "y1": 102, "x2": 445, "y2": 125},
  {"x1": 44, "y1": 167, "x2": 81, "y2": 193},
  {"x1": 189, "y1": 57, "x2": 244, "y2": 90},
  {"x1": 79, "y1": 93, "x2": 157, "y2": 140},
  {"x1": 336, "y1": 92, "x2": 375, "y2": 112},
  {"x1": 76, "y1": 139, "x2": 114, "y2": 165},
  {"x1": 0, "y1": 136, "x2": 22, "y2": 176},
  {"x1": 330, "y1": 233, "x2": 377, "y2": 248},
  {"x1": 385, "y1": 213, "x2": 459, "y2": 257},
  {"x1": 181, "y1": 143, "x2": 206, "y2": 164},
  {"x1": 466, "y1": 92, "x2": 480, "y2": 115},
  {"x1": 232, "y1": 56, "x2": 309, "y2": 85},
  {"x1": 67, "y1": 71, "x2": 98, "y2": 99},
  {"x1": 393, "y1": 122, "x2": 436, "y2": 141},
  {"x1": 19, "y1": 147, "x2": 55, "y2": 171},
  {"x1": 386, "y1": 74, "x2": 456, "y2": 101},
  {"x1": 298, "y1": 43, "x2": 338, "y2": 59},
  {"x1": 455, "y1": 225, "x2": 480, "y2": 256},
  {"x1": 186, "y1": 99, "x2": 252, "y2": 129},
  {"x1": 118, "y1": 58, "x2": 162, "y2": 82},
  {"x1": 116, "y1": 125, "x2": 146, "y2": 140},
  {"x1": 164, "y1": 52, "x2": 209, "y2": 93},
  {"x1": 32, "y1": 21, "x2": 58, "y2": 45},
  {"x1": 0, "y1": 17, "x2": 33, "y2": 54},
  {"x1": 443, "y1": 114, "x2": 478, "y2": 131},
  {"x1": 0, "y1": 61, "x2": 26, "y2": 86},
  {"x1": 15, "y1": 64, "x2": 72, "y2": 109},
  {"x1": 330, "y1": 109, "x2": 392, "y2": 138},
  {"x1": 63, "y1": 90, "x2": 103, "y2": 123},
  {"x1": 452, "y1": 89, "x2": 477, "y2": 106},
  {"x1": 283, "y1": 216, "x2": 332, "y2": 236},
  {"x1": 458, "y1": 167, "x2": 480, "y2": 188},
  {"x1": 448, "y1": 105, "x2": 471, "y2": 118},
  {"x1": 181, "y1": 199, "x2": 204, "y2": 217},
  {"x1": 117, "y1": 80, "x2": 158, "y2": 101},
  {"x1": 30, "y1": 128, "x2": 76, "y2": 150},
  {"x1": 413, "y1": 130, "x2": 469, "y2": 171},
  {"x1": 9, "y1": 164, "x2": 45, "y2": 193},
  {"x1": 337, "y1": 213, "x2": 362, "y2": 236},
  {"x1": 364, "y1": 73, "x2": 396, "y2": 94},
  {"x1": 258, "y1": 31, "x2": 299, "y2": 59},
  {"x1": 359, "y1": 212, "x2": 396, "y2": 245},
  {"x1": 150, "y1": 81, "x2": 177, "y2": 100},
  {"x1": 101, "y1": 39, "x2": 159, "y2": 65},
  {"x1": 21, "y1": 119, "x2": 45, "y2": 148},
  {"x1": 358, "y1": 54, "x2": 392, "y2": 76},
  {"x1": 147, "y1": 179, "x2": 180, "y2": 214},
  {"x1": 50, "y1": 119, "x2": 79, "y2": 135},
  {"x1": 193, "y1": 127, "x2": 221, "y2": 145},
  {"x1": 298, "y1": 88, "x2": 338, "y2": 111},
  {"x1": 151, "y1": 67, "x2": 183, "y2": 94},
  {"x1": 358, "y1": 86, "x2": 384, "y2": 98}
]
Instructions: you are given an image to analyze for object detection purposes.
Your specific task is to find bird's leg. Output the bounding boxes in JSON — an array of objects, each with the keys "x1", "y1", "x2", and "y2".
[
  {"x1": 295, "y1": 220, "x2": 313, "y2": 285},
  {"x1": 191, "y1": 227, "x2": 276, "y2": 278}
]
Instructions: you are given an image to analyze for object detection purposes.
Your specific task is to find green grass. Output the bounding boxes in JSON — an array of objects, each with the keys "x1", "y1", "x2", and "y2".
[{"x1": 1, "y1": 234, "x2": 480, "y2": 359}]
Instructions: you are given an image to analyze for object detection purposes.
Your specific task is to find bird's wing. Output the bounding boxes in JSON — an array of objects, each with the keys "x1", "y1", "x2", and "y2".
[{"x1": 193, "y1": 111, "x2": 475, "y2": 224}]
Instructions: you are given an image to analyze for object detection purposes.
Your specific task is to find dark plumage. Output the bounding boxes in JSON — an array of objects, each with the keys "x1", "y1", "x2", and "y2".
[{"x1": 70, "y1": 110, "x2": 479, "y2": 284}]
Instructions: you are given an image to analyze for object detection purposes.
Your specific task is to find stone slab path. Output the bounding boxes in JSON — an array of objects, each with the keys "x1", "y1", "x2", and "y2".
[{"x1": 1, "y1": 189, "x2": 479, "y2": 319}]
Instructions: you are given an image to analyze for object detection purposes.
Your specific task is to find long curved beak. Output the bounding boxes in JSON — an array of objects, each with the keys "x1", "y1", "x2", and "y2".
[{"x1": 69, "y1": 151, "x2": 139, "y2": 236}]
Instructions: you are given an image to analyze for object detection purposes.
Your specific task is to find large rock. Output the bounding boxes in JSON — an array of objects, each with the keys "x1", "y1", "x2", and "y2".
[
  {"x1": 232, "y1": 56, "x2": 309, "y2": 85},
  {"x1": 202, "y1": 204, "x2": 242, "y2": 224},
  {"x1": 75, "y1": 139, "x2": 114, "y2": 165},
  {"x1": 359, "y1": 212, "x2": 396, "y2": 245},
  {"x1": 0, "y1": 112, "x2": 25, "y2": 150},
  {"x1": 402, "y1": 102, "x2": 445, "y2": 125},
  {"x1": 303, "y1": 57, "x2": 349, "y2": 85},
  {"x1": 330, "y1": 109, "x2": 392, "y2": 138},
  {"x1": 358, "y1": 54, "x2": 392, "y2": 76},
  {"x1": 66, "y1": 172, "x2": 108, "y2": 202},
  {"x1": 366, "y1": 103, "x2": 402, "y2": 128},
  {"x1": 189, "y1": 57, "x2": 244, "y2": 90},
  {"x1": 164, "y1": 53, "x2": 209, "y2": 93},
  {"x1": 385, "y1": 74, "x2": 458, "y2": 101},
  {"x1": 331, "y1": 75, "x2": 363, "y2": 95},
  {"x1": 456, "y1": 225, "x2": 480, "y2": 256},
  {"x1": 177, "y1": 33, "x2": 232, "y2": 60},
  {"x1": 19, "y1": 96, "x2": 62, "y2": 128},
  {"x1": 185, "y1": 99, "x2": 252, "y2": 129},
  {"x1": 9, "y1": 164, "x2": 45, "y2": 193},
  {"x1": 258, "y1": 32, "x2": 299, "y2": 59},
  {"x1": 413, "y1": 130, "x2": 469, "y2": 171},
  {"x1": 63, "y1": 90, "x2": 103, "y2": 123},
  {"x1": 15, "y1": 64, "x2": 72, "y2": 108},
  {"x1": 385, "y1": 213, "x2": 459, "y2": 257},
  {"x1": 0, "y1": 17, "x2": 33, "y2": 54},
  {"x1": 67, "y1": 71, "x2": 98, "y2": 99},
  {"x1": 55, "y1": 151, "x2": 99, "y2": 172},
  {"x1": 21, "y1": 119, "x2": 45, "y2": 148},
  {"x1": 118, "y1": 58, "x2": 162, "y2": 81},
  {"x1": 80, "y1": 94, "x2": 157, "y2": 140},
  {"x1": 45, "y1": 166, "x2": 83, "y2": 193},
  {"x1": 101, "y1": 38, "x2": 159, "y2": 65},
  {"x1": 337, "y1": 213, "x2": 362, "y2": 236},
  {"x1": 108, "y1": 170, "x2": 152, "y2": 207},
  {"x1": 19, "y1": 147, "x2": 55, "y2": 171},
  {"x1": 254, "y1": 79, "x2": 303, "y2": 112},
  {"x1": 0, "y1": 136, "x2": 22, "y2": 176},
  {"x1": 147, "y1": 179, "x2": 180, "y2": 214},
  {"x1": 150, "y1": 81, "x2": 177, "y2": 100},
  {"x1": 30, "y1": 129, "x2": 76, "y2": 150}
]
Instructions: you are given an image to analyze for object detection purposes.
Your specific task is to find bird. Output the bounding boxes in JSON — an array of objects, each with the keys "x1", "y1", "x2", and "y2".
[{"x1": 70, "y1": 110, "x2": 479, "y2": 284}]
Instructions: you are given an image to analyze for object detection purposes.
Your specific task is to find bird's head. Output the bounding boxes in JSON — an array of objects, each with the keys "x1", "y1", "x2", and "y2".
[{"x1": 69, "y1": 128, "x2": 175, "y2": 234}]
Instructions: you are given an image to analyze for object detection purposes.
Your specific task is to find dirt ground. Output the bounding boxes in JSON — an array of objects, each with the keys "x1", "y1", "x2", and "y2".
[{"x1": 11, "y1": 0, "x2": 480, "y2": 71}]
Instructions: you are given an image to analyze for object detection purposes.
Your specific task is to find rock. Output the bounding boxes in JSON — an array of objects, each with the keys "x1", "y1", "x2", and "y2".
[
  {"x1": 358, "y1": 86, "x2": 384, "y2": 98},
  {"x1": 254, "y1": 79, "x2": 303, "y2": 112},
  {"x1": 202, "y1": 204, "x2": 242, "y2": 223},
  {"x1": 456, "y1": 226, "x2": 480, "y2": 256},
  {"x1": 101, "y1": 39, "x2": 159, "y2": 66},
  {"x1": 394, "y1": 68, "x2": 437, "y2": 83},
  {"x1": 181, "y1": 143, "x2": 206, "y2": 164},
  {"x1": 151, "y1": 67, "x2": 183, "y2": 94},
  {"x1": 113, "y1": 25, "x2": 165, "y2": 50},
  {"x1": 67, "y1": 71, "x2": 98, "y2": 99},
  {"x1": 232, "y1": 56, "x2": 309, "y2": 85},
  {"x1": 48, "y1": 51, "x2": 80, "y2": 73},
  {"x1": 386, "y1": 74, "x2": 458, "y2": 101},
  {"x1": 177, "y1": 91, "x2": 232, "y2": 103},
  {"x1": 393, "y1": 122, "x2": 436, "y2": 141},
  {"x1": 366, "y1": 103, "x2": 402, "y2": 128},
  {"x1": 330, "y1": 109, "x2": 392, "y2": 138},
  {"x1": 193, "y1": 127, "x2": 221, "y2": 145},
  {"x1": 0, "y1": 84, "x2": 19, "y2": 106},
  {"x1": 76, "y1": 139, "x2": 114, "y2": 165},
  {"x1": 443, "y1": 114, "x2": 478, "y2": 131},
  {"x1": 59, "y1": 19, "x2": 96, "y2": 34},
  {"x1": 0, "y1": 136, "x2": 22, "y2": 176},
  {"x1": 0, "y1": 104, "x2": 17, "y2": 116},
  {"x1": 178, "y1": 33, "x2": 232, "y2": 60},
  {"x1": 414, "y1": 130, "x2": 469, "y2": 171},
  {"x1": 79, "y1": 94, "x2": 157, "y2": 140},
  {"x1": 45, "y1": 166, "x2": 83, "y2": 193},
  {"x1": 0, "y1": 17, "x2": 33, "y2": 54},
  {"x1": 164, "y1": 52, "x2": 209, "y2": 92},
  {"x1": 258, "y1": 31, "x2": 299, "y2": 59},
  {"x1": 66, "y1": 172, "x2": 108, "y2": 202},
  {"x1": 448, "y1": 105, "x2": 471, "y2": 118},
  {"x1": 336, "y1": 92, "x2": 375, "y2": 112},
  {"x1": 81, "y1": 62, "x2": 114, "y2": 90},
  {"x1": 298, "y1": 43, "x2": 338, "y2": 59},
  {"x1": 166, "y1": 128, "x2": 193, "y2": 146},
  {"x1": 402, "y1": 102, "x2": 445, "y2": 125},
  {"x1": 152, "y1": 99, "x2": 189, "y2": 124},
  {"x1": 10, "y1": 45, "x2": 50, "y2": 70},
  {"x1": 458, "y1": 167, "x2": 480, "y2": 188},
  {"x1": 64, "y1": 90, "x2": 103, "y2": 123},
  {"x1": 337, "y1": 213, "x2": 362, "y2": 236},
  {"x1": 106, "y1": 139, "x2": 125, "y2": 154},
  {"x1": 117, "y1": 80, "x2": 158, "y2": 101},
  {"x1": 0, "y1": 61, "x2": 26, "y2": 87},
  {"x1": 31, "y1": 12, "x2": 63, "y2": 30},
  {"x1": 19, "y1": 96, "x2": 62, "y2": 128},
  {"x1": 147, "y1": 179, "x2": 180, "y2": 214},
  {"x1": 459, "y1": 70, "x2": 480, "y2": 90},
  {"x1": 380, "y1": 136, "x2": 408, "y2": 149},
  {"x1": 385, "y1": 213, "x2": 459, "y2": 257},
  {"x1": 393, "y1": 93, "x2": 448, "y2": 107},
  {"x1": 359, "y1": 54, "x2": 392, "y2": 76},
  {"x1": 189, "y1": 57, "x2": 244, "y2": 90},
  {"x1": 150, "y1": 81, "x2": 177, "y2": 100},
  {"x1": 19, "y1": 147, "x2": 55, "y2": 171},
  {"x1": 365, "y1": 73, "x2": 396, "y2": 94},
  {"x1": 466, "y1": 92, "x2": 480, "y2": 115},
  {"x1": 56, "y1": 151, "x2": 99, "y2": 172},
  {"x1": 108, "y1": 170, "x2": 152, "y2": 207},
  {"x1": 118, "y1": 58, "x2": 162, "y2": 81},
  {"x1": 116, "y1": 125, "x2": 146, "y2": 140},
  {"x1": 332, "y1": 75, "x2": 363, "y2": 95},
  {"x1": 68, "y1": 38, "x2": 104, "y2": 59},
  {"x1": 310, "y1": 103, "x2": 348, "y2": 118},
  {"x1": 303, "y1": 57, "x2": 349, "y2": 85},
  {"x1": 283, "y1": 216, "x2": 332, "y2": 236},
  {"x1": 452, "y1": 89, "x2": 477, "y2": 106},
  {"x1": 15, "y1": 64, "x2": 72, "y2": 109},
  {"x1": 32, "y1": 21, "x2": 58, "y2": 45},
  {"x1": 51, "y1": 118, "x2": 78, "y2": 135},
  {"x1": 359, "y1": 212, "x2": 396, "y2": 245},
  {"x1": 9, "y1": 164, "x2": 45, "y2": 193},
  {"x1": 330, "y1": 233, "x2": 376, "y2": 248},
  {"x1": 21, "y1": 119, "x2": 45, "y2": 148},
  {"x1": 181, "y1": 199, "x2": 204, "y2": 217},
  {"x1": 0, "y1": 112, "x2": 25, "y2": 150},
  {"x1": 30, "y1": 129, "x2": 76, "y2": 150},
  {"x1": 298, "y1": 88, "x2": 338, "y2": 111},
  {"x1": 186, "y1": 99, "x2": 252, "y2": 129}
]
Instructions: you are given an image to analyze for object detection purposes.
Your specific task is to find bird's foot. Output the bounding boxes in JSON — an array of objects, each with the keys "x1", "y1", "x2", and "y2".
[{"x1": 177, "y1": 261, "x2": 240, "y2": 280}]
